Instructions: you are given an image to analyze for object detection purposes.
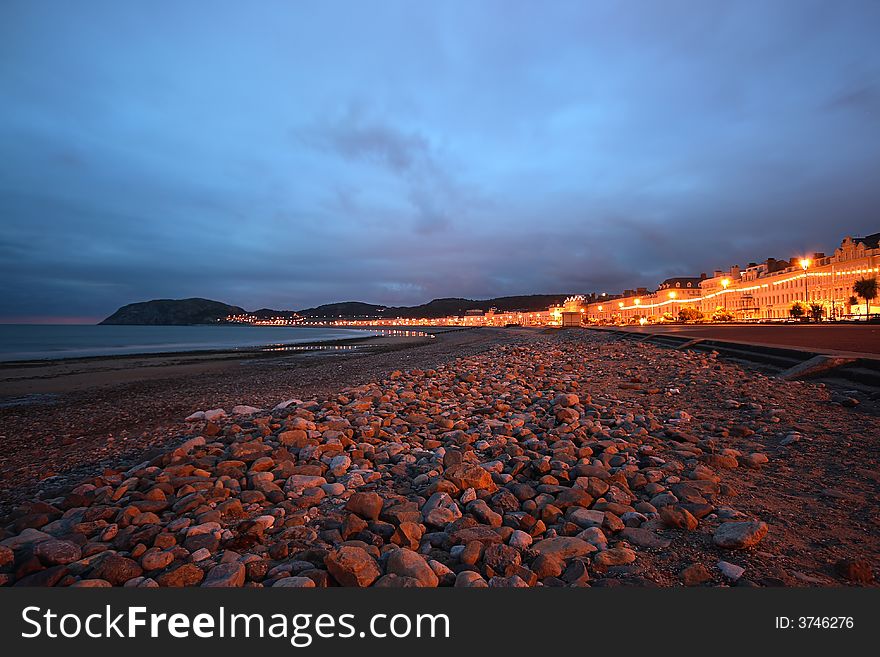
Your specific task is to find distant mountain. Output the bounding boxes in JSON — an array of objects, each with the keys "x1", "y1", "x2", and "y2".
[
  {"x1": 295, "y1": 301, "x2": 387, "y2": 318},
  {"x1": 100, "y1": 293, "x2": 573, "y2": 325},
  {"x1": 297, "y1": 295, "x2": 571, "y2": 319},
  {"x1": 100, "y1": 298, "x2": 246, "y2": 325}
]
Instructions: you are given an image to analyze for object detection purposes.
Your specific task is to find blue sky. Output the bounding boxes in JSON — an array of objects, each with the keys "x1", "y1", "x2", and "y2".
[{"x1": 1, "y1": 0, "x2": 879, "y2": 321}]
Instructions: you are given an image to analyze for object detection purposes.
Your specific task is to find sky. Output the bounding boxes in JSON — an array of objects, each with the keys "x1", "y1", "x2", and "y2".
[{"x1": 1, "y1": 0, "x2": 879, "y2": 322}]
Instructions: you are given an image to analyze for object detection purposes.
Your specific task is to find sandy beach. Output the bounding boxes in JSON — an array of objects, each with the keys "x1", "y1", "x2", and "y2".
[
  {"x1": 0, "y1": 327, "x2": 877, "y2": 588},
  {"x1": 0, "y1": 327, "x2": 535, "y2": 508}
]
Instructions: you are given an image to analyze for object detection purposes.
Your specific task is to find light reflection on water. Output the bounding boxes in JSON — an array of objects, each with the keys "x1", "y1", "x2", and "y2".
[{"x1": 261, "y1": 328, "x2": 435, "y2": 353}]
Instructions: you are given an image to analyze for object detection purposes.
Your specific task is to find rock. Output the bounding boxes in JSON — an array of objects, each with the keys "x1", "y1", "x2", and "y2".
[
  {"x1": 204, "y1": 409, "x2": 226, "y2": 421},
  {"x1": 681, "y1": 563, "x2": 712, "y2": 586},
  {"x1": 717, "y1": 561, "x2": 745, "y2": 581},
  {"x1": 593, "y1": 547, "x2": 636, "y2": 569},
  {"x1": 386, "y1": 548, "x2": 439, "y2": 587},
  {"x1": 741, "y1": 453, "x2": 769, "y2": 468},
  {"x1": 325, "y1": 546, "x2": 381, "y2": 587},
  {"x1": 509, "y1": 530, "x2": 532, "y2": 550},
  {"x1": 156, "y1": 564, "x2": 205, "y2": 587},
  {"x1": 92, "y1": 555, "x2": 143, "y2": 586},
  {"x1": 203, "y1": 562, "x2": 246, "y2": 588},
  {"x1": 34, "y1": 539, "x2": 82, "y2": 566},
  {"x1": 274, "y1": 576, "x2": 317, "y2": 587},
  {"x1": 712, "y1": 521, "x2": 769, "y2": 549},
  {"x1": 346, "y1": 492, "x2": 383, "y2": 521},
  {"x1": 531, "y1": 537, "x2": 596, "y2": 560},
  {"x1": 185, "y1": 411, "x2": 206, "y2": 422},
  {"x1": 835, "y1": 558, "x2": 874, "y2": 583},
  {"x1": 71, "y1": 579, "x2": 112, "y2": 588},
  {"x1": 0, "y1": 545, "x2": 13, "y2": 569},
  {"x1": 445, "y1": 463, "x2": 495, "y2": 491},
  {"x1": 232, "y1": 405, "x2": 261, "y2": 415},
  {"x1": 0, "y1": 528, "x2": 52, "y2": 550},
  {"x1": 454, "y1": 571, "x2": 488, "y2": 588},
  {"x1": 618, "y1": 527, "x2": 671, "y2": 550},
  {"x1": 660, "y1": 505, "x2": 698, "y2": 531},
  {"x1": 141, "y1": 549, "x2": 175, "y2": 571},
  {"x1": 329, "y1": 455, "x2": 351, "y2": 476}
]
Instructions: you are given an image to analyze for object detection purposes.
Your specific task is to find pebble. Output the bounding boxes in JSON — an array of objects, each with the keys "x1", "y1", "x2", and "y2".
[
  {"x1": 712, "y1": 521, "x2": 769, "y2": 549},
  {"x1": 717, "y1": 560, "x2": 745, "y2": 581},
  {"x1": 0, "y1": 332, "x2": 832, "y2": 588}
]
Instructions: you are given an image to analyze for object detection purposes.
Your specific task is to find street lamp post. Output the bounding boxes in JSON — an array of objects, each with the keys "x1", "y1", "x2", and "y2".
[
  {"x1": 720, "y1": 278, "x2": 730, "y2": 315},
  {"x1": 800, "y1": 257, "x2": 811, "y2": 307},
  {"x1": 668, "y1": 291, "x2": 677, "y2": 320}
]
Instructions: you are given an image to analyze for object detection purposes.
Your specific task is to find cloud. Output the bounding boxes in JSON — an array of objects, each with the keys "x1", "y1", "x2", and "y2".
[{"x1": 1, "y1": 1, "x2": 880, "y2": 320}]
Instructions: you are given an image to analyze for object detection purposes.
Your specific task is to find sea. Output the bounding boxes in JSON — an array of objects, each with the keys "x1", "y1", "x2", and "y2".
[{"x1": 0, "y1": 324, "x2": 381, "y2": 362}]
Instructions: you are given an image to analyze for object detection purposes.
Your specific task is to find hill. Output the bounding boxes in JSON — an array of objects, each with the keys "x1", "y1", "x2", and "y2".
[
  {"x1": 298, "y1": 295, "x2": 570, "y2": 319},
  {"x1": 99, "y1": 298, "x2": 246, "y2": 325}
]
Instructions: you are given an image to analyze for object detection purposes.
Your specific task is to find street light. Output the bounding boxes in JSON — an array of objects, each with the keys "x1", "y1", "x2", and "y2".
[
  {"x1": 668, "y1": 291, "x2": 677, "y2": 319},
  {"x1": 800, "y1": 258, "x2": 811, "y2": 307},
  {"x1": 720, "y1": 278, "x2": 730, "y2": 311}
]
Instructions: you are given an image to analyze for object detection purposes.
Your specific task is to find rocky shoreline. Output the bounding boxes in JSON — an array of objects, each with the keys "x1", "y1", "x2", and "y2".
[{"x1": 1, "y1": 330, "x2": 877, "y2": 587}]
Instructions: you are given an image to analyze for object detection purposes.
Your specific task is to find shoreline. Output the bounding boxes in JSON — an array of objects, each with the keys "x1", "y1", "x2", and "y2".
[
  {"x1": 0, "y1": 327, "x2": 535, "y2": 510},
  {"x1": 0, "y1": 327, "x2": 463, "y2": 398},
  {"x1": 0, "y1": 327, "x2": 876, "y2": 587}
]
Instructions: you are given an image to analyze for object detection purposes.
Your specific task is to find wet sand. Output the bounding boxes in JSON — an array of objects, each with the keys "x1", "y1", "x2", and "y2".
[{"x1": 0, "y1": 327, "x2": 543, "y2": 509}]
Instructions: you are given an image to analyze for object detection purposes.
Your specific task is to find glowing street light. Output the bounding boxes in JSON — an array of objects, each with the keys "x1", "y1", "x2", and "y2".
[
  {"x1": 720, "y1": 278, "x2": 730, "y2": 311},
  {"x1": 800, "y1": 258, "x2": 811, "y2": 306},
  {"x1": 668, "y1": 291, "x2": 677, "y2": 319}
]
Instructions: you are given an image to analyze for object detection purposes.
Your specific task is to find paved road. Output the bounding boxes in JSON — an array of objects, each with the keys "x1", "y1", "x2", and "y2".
[{"x1": 614, "y1": 324, "x2": 880, "y2": 355}]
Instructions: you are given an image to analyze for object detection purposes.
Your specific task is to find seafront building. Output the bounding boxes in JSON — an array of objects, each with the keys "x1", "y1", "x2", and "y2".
[{"x1": 583, "y1": 232, "x2": 880, "y2": 323}]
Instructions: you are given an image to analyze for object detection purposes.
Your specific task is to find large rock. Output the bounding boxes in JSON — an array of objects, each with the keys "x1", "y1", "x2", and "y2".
[
  {"x1": 92, "y1": 555, "x2": 143, "y2": 586},
  {"x1": 444, "y1": 463, "x2": 495, "y2": 491},
  {"x1": 202, "y1": 562, "x2": 245, "y2": 588},
  {"x1": 531, "y1": 537, "x2": 596, "y2": 560},
  {"x1": 325, "y1": 546, "x2": 381, "y2": 587},
  {"x1": 346, "y1": 492, "x2": 383, "y2": 521},
  {"x1": 712, "y1": 521, "x2": 768, "y2": 549},
  {"x1": 385, "y1": 548, "x2": 439, "y2": 587},
  {"x1": 34, "y1": 539, "x2": 82, "y2": 566}
]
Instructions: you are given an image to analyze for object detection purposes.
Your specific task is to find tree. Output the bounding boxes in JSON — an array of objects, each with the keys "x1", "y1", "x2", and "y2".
[
  {"x1": 712, "y1": 306, "x2": 734, "y2": 322},
  {"x1": 789, "y1": 301, "x2": 806, "y2": 320},
  {"x1": 808, "y1": 302, "x2": 825, "y2": 323},
  {"x1": 853, "y1": 277, "x2": 878, "y2": 319},
  {"x1": 661, "y1": 311, "x2": 675, "y2": 322},
  {"x1": 678, "y1": 306, "x2": 703, "y2": 322}
]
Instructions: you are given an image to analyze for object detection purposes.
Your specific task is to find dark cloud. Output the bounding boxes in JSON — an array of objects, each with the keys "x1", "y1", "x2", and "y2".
[{"x1": 1, "y1": 0, "x2": 879, "y2": 321}]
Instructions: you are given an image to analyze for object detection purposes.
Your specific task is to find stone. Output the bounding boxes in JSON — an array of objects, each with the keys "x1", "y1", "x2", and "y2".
[
  {"x1": 34, "y1": 539, "x2": 81, "y2": 566},
  {"x1": 712, "y1": 521, "x2": 769, "y2": 549},
  {"x1": 509, "y1": 530, "x2": 532, "y2": 550},
  {"x1": 660, "y1": 505, "x2": 698, "y2": 531},
  {"x1": 618, "y1": 527, "x2": 672, "y2": 549},
  {"x1": 445, "y1": 463, "x2": 494, "y2": 491},
  {"x1": 92, "y1": 555, "x2": 143, "y2": 586},
  {"x1": 454, "y1": 571, "x2": 488, "y2": 588},
  {"x1": 385, "y1": 548, "x2": 439, "y2": 587},
  {"x1": 324, "y1": 546, "x2": 381, "y2": 587},
  {"x1": 274, "y1": 576, "x2": 317, "y2": 587},
  {"x1": 531, "y1": 537, "x2": 596, "y2": 560},
  {"x1": 681, "y1": 563, "x2": 712, "y2": 586},
  {"x1": 141, "y1": 549, "x2": 175, "y2": 571},
  {"x1": 593, "y1": 547, "x2": 637, "y2": 569},
  {"x1": 203, "y1": 562, "x2": 246, "y2": 588},
  {"x1": 155, "y1": 564, "x2": 205, "y2": 587},
  {"x1": 346, "y1": 492, "x2": 383, "y2": 521},
  {"x1": 717, "y1": 560, "x2": 745, "y2": 581}
]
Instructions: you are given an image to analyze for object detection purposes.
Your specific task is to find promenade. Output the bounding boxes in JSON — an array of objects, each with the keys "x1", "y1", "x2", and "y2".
[{"x1": 613, "y1": 324, "x2": 880, "y2": 357}]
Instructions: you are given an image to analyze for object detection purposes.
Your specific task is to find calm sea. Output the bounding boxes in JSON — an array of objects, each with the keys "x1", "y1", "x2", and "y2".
[{"x1": 0, "y1": 325, "x2": 380, "y2": 362}]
